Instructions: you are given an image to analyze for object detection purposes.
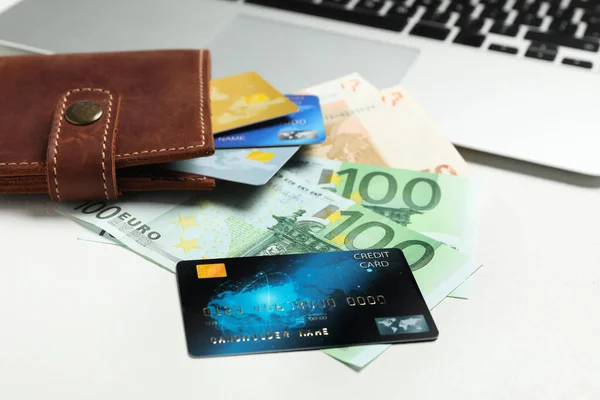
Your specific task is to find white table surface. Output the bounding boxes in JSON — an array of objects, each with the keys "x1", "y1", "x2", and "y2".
[{"x1": 1, "y1": 0, "x2": 600, "y2": 398}]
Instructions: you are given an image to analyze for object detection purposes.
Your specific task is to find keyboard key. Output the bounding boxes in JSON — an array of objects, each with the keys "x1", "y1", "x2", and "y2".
[
  {"x1": 548, "y1": 20, "x2": 578, "y2": 35},
  {"x1": 528, "y1": 3, "x2": 543, "y2": 15},
  {"x1": 515, "y1": 13, "x2": 543, "y2": 28},
  {"x1": 421, "y1": 9, "x2": 452, "y2": 24},
  {"x1": 528, "y1": 41, "x2": 558, "y2": 54},
  {"x1": 489, "y1": 43, "x2": 519, "y2": 54},
  {"x1": 388, "y1": 4, "x2": 417, "y2": 18},
  {"x1": 552, "y1": 7, "x2": 576, "y2": 21},
  {"x1": 415, "y1": 0, "x2": 443, "y2": 9},
  {"x1": 571, "y1": 1, "x2": 600, "y2": 12},
  {"x1": 585, "y1": 24, "x2": 600, "y2": 39},
  {"x1": 447, "y1": 1, "x2": 475, "y2": 16},
  {"x1": 454, "y1": 30, "x2": 486, "y2": 47},
  {"x1": 525, "y1": 30, "x2": 599, "y2": 52},
  {"x1": 583, "y1": 12, "x2": 600, "y2": 25},
  {"x1": 562, "y1": 58, "x2": 593, "y2": 69},
  {"x1": 525, "y1": 49, "x2": 556, "y2": 61},
  {"x1": 515, "y1": 0, "x2": 542, "y2": 15},
  {"x1": 410, "y1": 22, "x2": 451, "y2": 40},
  {"x1": 322, "y1": 0, "x2": 352, "y2": 6},
  {"x1": 354, "y1": 0, "x2": 386, "y2": 14},
  {"x1": 545, "y1": 3, "x2": 560, "y2": 16},
  {"x1": 456, "y1": 17, "x2": 485, "y2": 32},
  {"x1": 246, "y1": 0, "x2": 408, "y2": 31},
  {"x1": 482, "y1": 0, "x2": 506, "y2": 6},
  {"x1": 480, "y1": 7, "x2": 509, "y2": 21},
  {"x1": 489, "y1": 22, "x2": 520, "y2": 36}
]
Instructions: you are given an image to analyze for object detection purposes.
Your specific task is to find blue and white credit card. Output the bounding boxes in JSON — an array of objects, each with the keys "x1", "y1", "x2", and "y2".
[
  {"x1": 214, "y1": 95, "x2": 326, "y2": 149},
  {"x1": 167, "y1": 146, "x2": 299, "y2": 186},
  {"x1": 176, "y1": 249, "x2": 438, "y2": 358}
]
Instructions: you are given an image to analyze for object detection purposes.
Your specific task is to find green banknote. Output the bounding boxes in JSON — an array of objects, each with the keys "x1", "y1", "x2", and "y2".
[
  {"x1": 56, "y1": 170, "x2": 475, "y2": 307},
  {"x1": 56, "y1": 171, "x2": 479, "y2": 368},
  {"x1": 284, "y1": 156, "x2": 477, "y2": 254}
]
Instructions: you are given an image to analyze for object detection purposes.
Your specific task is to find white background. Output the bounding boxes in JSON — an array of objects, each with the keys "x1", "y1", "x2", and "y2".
[{"x1": 1, "y1": 0, "x2": 599, "y2": 398}]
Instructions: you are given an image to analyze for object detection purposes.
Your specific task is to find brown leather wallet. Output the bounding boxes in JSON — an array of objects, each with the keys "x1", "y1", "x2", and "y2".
[{"x1": 0, "y1": 50, "x2": 215, "y2": 201}]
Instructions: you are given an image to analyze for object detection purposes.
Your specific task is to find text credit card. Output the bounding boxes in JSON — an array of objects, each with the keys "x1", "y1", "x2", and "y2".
[
  {"x1": 176, "y1": 249, "x2": 438, "y2": 358},
  {"x1": 215, "y1": 95, "x2": 326, "y2": 149}
]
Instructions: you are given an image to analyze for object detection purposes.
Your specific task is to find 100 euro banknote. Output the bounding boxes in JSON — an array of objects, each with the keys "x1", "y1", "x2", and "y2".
[
  {"x1": 303, "y1": 78, "x2": 476, "y2": 305},
  {"x1": 285, "y1": 156, "x2": 477, "y2": 254},
  {"x1": 56, "y1": 170, "x2": 477, "y2": 310}
]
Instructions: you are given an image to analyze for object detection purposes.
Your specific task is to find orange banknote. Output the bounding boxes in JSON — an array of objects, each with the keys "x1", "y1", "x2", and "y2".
[{"x1": 302, "y1": 75, "x2": 469, "y2": 176}]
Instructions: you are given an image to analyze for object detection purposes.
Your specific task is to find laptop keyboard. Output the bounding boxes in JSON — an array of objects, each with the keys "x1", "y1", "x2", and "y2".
[{"x1": 244, "y1": 0, "x2": 599, "y2": 70}]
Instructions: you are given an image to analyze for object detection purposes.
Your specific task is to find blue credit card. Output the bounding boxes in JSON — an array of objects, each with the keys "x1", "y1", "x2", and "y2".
[
  {"x1": 214, "y1": 95, "x2": 326, "y2": 149},
  {"x1": 176, "y1": 249, "x2": 437, "y2": 358}
]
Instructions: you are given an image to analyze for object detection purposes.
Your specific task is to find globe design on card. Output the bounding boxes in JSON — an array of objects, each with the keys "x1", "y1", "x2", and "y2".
[
  {"x1": 202, "y1": 251, "x2": 385, "y2": 336},
  {"x1": 375, "y1": 315, "x2": 429, "y2": 335},
  {"x1": 205, "y1": 270, "x2": 343, "y2": 335}
]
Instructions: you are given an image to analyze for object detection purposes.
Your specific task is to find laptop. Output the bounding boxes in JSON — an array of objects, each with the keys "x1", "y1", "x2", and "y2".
[{"x1": 0, "y1": 0, "x2": 599, "y2": 176}]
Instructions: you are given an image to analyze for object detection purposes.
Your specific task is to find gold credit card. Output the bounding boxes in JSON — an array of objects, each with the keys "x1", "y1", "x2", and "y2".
[{"x1": 210, "y1": 72, "x2": 298, "y2": 134}]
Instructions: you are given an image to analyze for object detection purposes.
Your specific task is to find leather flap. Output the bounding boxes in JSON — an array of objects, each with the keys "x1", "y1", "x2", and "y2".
[
  {"x1": 46, "y1": 89, "x2": 121, "y2": 201},
  {"x1": 0, "y1": 50, "x2": 214, "y2": 178}
]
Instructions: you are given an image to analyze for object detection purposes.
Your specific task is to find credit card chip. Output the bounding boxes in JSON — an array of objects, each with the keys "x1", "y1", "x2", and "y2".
[
  {"x1": 246, "y1": 150, "x2": 275, "y2": 162},
  {"x1": 196, "y1": 263, "x2": 227, "y2": 279}
]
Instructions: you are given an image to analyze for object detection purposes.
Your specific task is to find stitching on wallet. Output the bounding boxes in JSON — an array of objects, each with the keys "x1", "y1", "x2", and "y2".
[
  {"x1": 198, "y1": 50, "x2": 206, "y2": 146},
  {"x1": 52, "y1": 88, "x2": 113, "y2": 201},
  {"x1": 114, "y1": 50, "x2": 207, "y2": 158},
  {"x1": 51, "y1": 94, "x2": 68, "y2": 201},
  {"x1": 98, "y1": 92, "x2": 114, "y2": 201},
  {"x1": 0, "y1": 162, "x2": 45, "y2": 166}
]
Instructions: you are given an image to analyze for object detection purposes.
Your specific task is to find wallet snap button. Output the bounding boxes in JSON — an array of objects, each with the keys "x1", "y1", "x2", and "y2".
[{"x1": 65, "y1": 100, "x2": 103, "y2": 126}]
